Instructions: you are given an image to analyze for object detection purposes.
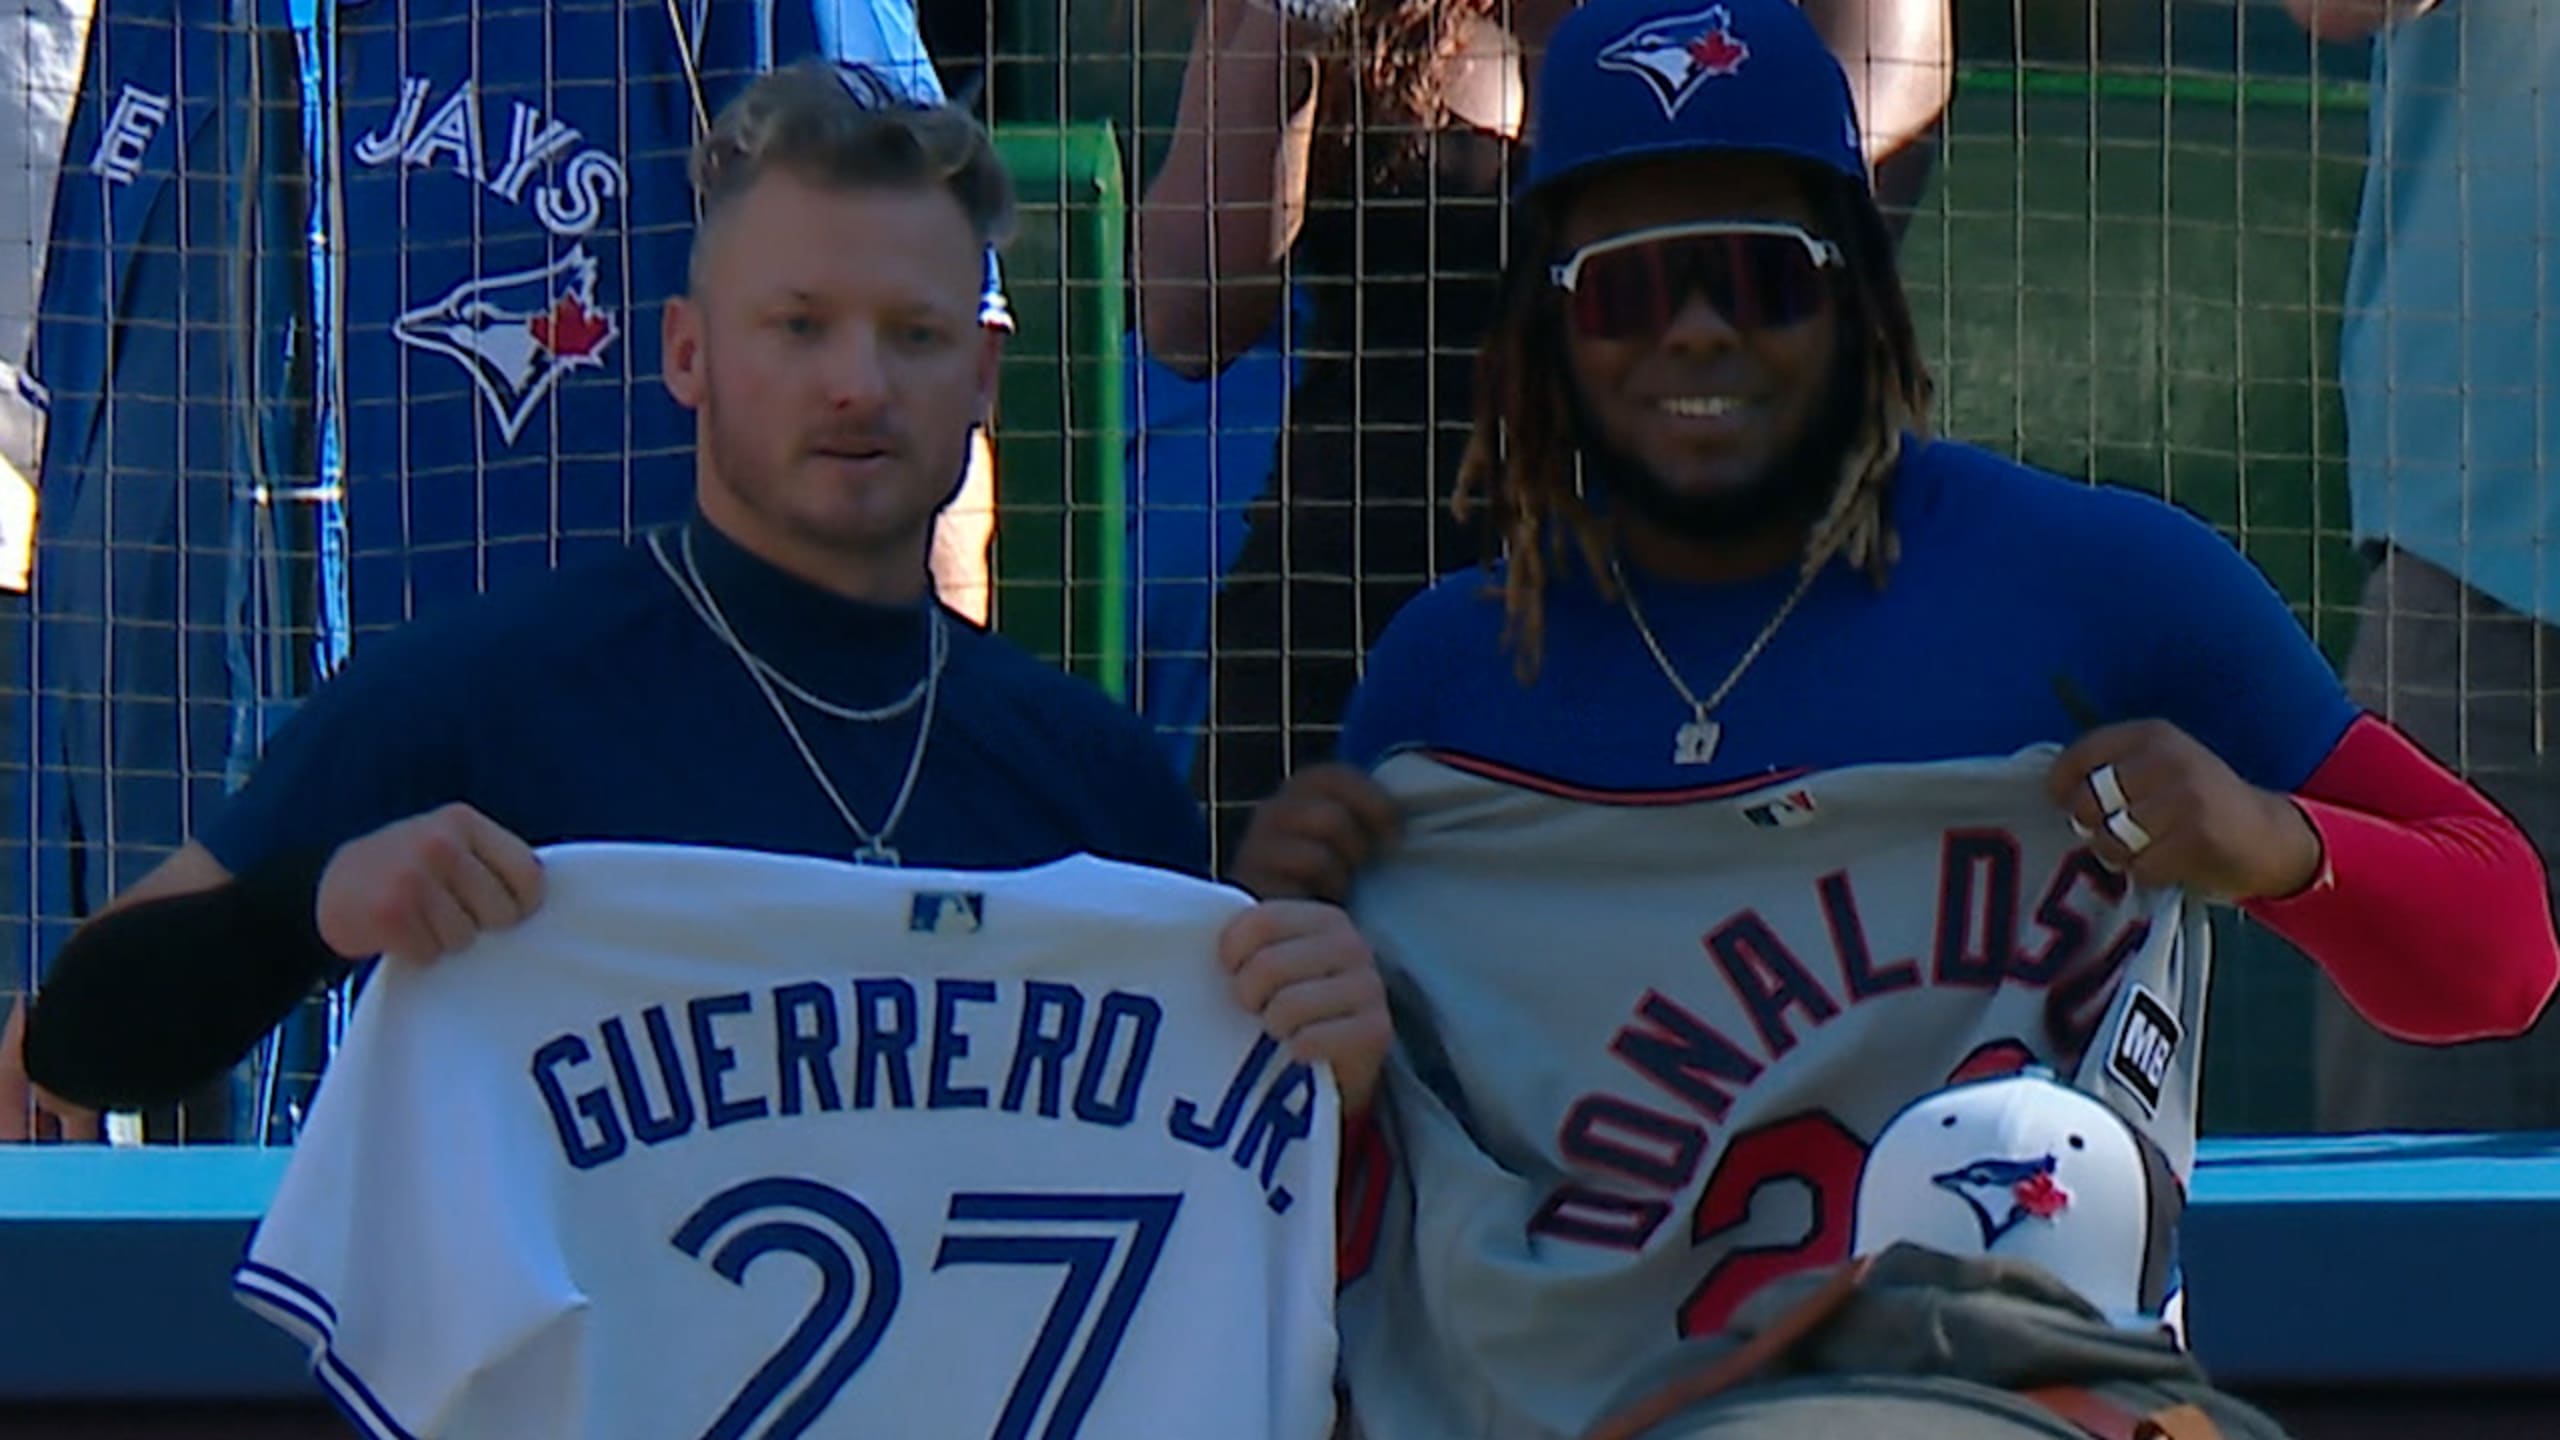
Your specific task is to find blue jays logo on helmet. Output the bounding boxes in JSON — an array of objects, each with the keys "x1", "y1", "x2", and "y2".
[
  {"x1": 1595, "y1": 4, "x2": 1754, "y2": 120},
  {"x1": 393, "y1": 246, "x2": 620, "y2": 445},
  {"x1": 1931, "y1": 1154, "x2": 2072, "y2": 1248}
]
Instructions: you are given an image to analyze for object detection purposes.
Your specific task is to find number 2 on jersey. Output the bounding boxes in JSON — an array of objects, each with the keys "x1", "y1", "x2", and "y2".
[
  {"x1": 673, "y1": 1178, "x2": 1181, "y2": 1439},
  {"x1": 1678, "y1": 1044, "x2": 2048, "y2": 1333},
  {"x1": 1678, "y1": 1112, "x2": 1866, "y2": 1336}
]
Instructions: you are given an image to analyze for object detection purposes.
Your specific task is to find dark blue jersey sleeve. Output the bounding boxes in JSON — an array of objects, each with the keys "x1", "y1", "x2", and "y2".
[
  {"x1": 1337, "y1": 574, "x2": 1476, "y2": 769},
  {"x1": 2102, "y1": 491, "x2": 2359, "y2": 792},
  {"x1": 1098, "y1": 712, "x2": 1216, "y2": 879},
  {"x1": 197, "y1": 622, "x2": 470, "y2": 875},
  {"x1": 989, "y1": 649, "x2": 1216, "y2": 879}
]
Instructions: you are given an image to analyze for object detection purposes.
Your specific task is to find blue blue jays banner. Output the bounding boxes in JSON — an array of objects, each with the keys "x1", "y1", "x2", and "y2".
[{"x1": 328, "y1": 0, "x2": 765, "y2": 631}]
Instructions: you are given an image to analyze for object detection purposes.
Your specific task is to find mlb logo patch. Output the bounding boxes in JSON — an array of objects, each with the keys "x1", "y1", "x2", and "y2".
[
  {"x1": 908, "y1": 891, "x2": 986, "y2": 935},
  {"x1": 2105, "y1": 984, "x2": 2181, "y2": 1117},
  {"x1": 1597, "y1": 4, "x2": 1753, "y2": 120},
  {"x1": 1743, "y1": 788, "x2": 1819, "y2": 829}
]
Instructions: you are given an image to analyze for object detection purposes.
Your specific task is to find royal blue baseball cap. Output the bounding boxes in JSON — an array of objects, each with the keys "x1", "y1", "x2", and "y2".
[{"x1": 1520, "y1": 0, "x2": 1868, "y2": 204}]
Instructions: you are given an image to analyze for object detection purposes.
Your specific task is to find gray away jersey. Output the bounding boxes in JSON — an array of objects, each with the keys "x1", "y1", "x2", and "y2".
[
  {"x1": 236, "y1": 844, "x2": 1339, "y2": 1440},
  {"x1": 1337, "y1": 747, "x2": 2207, "y2": 1440}
]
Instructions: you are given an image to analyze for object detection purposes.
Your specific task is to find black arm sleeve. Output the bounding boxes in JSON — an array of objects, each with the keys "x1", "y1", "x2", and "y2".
[{"x1": 23, "y1": 847, "x2": 348, "y2": 1111}]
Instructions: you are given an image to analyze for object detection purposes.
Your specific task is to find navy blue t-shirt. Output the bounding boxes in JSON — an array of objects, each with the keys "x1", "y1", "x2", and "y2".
[
  {"x1": 1341, "y1": 439, "x2": 2359, "y2": 792},
  {"x1": 202, "y1": 518, "x2": 1209, "y2": 879}
]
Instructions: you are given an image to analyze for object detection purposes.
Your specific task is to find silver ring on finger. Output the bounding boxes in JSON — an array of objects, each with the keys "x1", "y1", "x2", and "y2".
[
  {"x1": 2088, "y1": 763, "x2": 2129, "y2": 815},
  {"x1": 2104, "y1": 808, "x2": 2153, "y2": 855}
]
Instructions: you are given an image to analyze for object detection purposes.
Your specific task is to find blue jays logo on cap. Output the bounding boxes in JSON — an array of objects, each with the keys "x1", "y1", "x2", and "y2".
[
  {"x1": 1597, "y1": 4, "x2": 1754, "y2": 119},
  {"x1": 1932, "y1": 1154, "x2": 2072, "y2": 1247},
  {"x1": 1521, "y1": 0, "x2": 1866, "y2": 201}
]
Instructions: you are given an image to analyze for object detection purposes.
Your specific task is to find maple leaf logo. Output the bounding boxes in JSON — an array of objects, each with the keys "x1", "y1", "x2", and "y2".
[
  {"x1": 2012, "y1": 1169, "x2": 2071, "y2": 1220},
  {"x1": 1688, "y1": 21, "x2": 1749, "y2": 77},
  {"x1": 531, "y1": 291, "x2": 614, "y2": 359}
]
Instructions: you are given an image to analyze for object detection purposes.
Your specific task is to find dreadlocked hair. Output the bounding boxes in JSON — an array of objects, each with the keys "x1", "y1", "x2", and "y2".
[{"x1": 1452, "y1": 168, "x2": 1937, "y2": 681}]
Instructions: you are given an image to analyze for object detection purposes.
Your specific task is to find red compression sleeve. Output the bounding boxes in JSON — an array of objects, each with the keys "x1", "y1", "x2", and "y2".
[{"x1": 2242, "y1": 714, "x2": 2560, "y2": 1042}]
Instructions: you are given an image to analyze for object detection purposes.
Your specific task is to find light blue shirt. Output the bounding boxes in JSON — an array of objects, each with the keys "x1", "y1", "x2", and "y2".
[
  {"x1": 2343, "y1": 1, "x2": 2560, "y2": 622},
  {"x1": 1123, "y1": 293, "x2": 1306, "y2": 768}
]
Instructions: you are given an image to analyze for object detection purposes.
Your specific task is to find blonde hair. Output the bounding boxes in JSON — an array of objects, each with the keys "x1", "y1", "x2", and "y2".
[{"x1": 687, "y1": 60, "x2": 1017, "y2": 285}]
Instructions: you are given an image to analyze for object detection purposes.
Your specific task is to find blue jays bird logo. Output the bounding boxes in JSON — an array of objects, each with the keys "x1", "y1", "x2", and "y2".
[
  {"x1": 1931, "y1": 1154, "x2": 2072, "y2": 1247},
  {"x1": 1597, "y1": 5, "x2": 1753, "y2": 120},
  {"x1": 393, "y1": 247, "x2": 620, "y2": 445}
]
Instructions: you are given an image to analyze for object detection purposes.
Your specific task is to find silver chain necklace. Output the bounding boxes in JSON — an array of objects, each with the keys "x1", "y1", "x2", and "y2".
[
  {"x1": 659, "y1": 529, "x2": 936, "y2": 723},
  {"x1": 650, "y1": 526, "x2": 946, "y2": 865},
  {"x1": 1613, "y1": 556, "x2": 1824, "y2": 767}
]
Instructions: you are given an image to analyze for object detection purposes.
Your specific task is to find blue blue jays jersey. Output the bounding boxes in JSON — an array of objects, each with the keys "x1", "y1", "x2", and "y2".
[
  {"x1": 24, "y1": 0, "x2": 968, "y2": 947},
  {"x1": 1341, "y1": 439, "x2": 2359, "y2": 794},
  {"x1": 332, "y1": 0, "x2": 984, "y2": 635},
  {"x1": 328, "y1": 0, "x2": 760, "y2": 630},
  {"x1": 25, "y1": 0, "x2": 305, "y2": 935}
]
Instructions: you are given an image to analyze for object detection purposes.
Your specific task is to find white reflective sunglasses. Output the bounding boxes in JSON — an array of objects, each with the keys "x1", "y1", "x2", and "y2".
[{"x1": 1548, "y1": 221, "x2": 1845, "y2": 337}]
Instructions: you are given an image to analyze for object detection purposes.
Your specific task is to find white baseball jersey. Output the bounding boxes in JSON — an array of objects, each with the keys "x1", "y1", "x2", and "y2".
[
  {"x1": 1337, "y1": 747, "x2": 2207, "y2": 1440},
  {"x1": 236, "y1": 844, "x2": 1338, "y2": 1440}
]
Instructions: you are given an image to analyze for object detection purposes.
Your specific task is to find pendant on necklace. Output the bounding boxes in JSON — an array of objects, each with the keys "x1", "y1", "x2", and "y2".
[
  {"x1": 855, "y1": 839, "x2": 903, "y2": 867},
  {"x1": 1674, "y1": 714, "x2": 1722, "y2": 767}
]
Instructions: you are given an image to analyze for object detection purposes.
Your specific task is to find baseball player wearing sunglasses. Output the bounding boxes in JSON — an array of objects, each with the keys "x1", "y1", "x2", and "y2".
[{"x1": 1230, "y1": 0, "x2": 2560, "y2": 1436}]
